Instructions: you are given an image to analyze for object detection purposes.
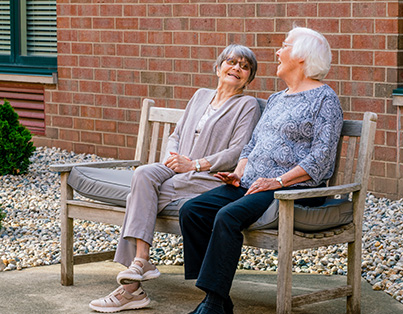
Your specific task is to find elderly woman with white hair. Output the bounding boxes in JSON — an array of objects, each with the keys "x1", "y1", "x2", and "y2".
[
  {"x1": 179, "y1": 27, "x2": 343, "y2": 314},
  {"x1": 89, "y1": 44, "x2": 262, "y2": 313}
]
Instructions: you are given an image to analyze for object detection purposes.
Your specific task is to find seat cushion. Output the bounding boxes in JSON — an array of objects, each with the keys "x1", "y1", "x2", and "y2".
[
  {"x1": 248, "y1": 198, "x2": 353, "y2": 232},
  {"x1": 67, "y1": 166, "x2": 133, "y2": 207}
]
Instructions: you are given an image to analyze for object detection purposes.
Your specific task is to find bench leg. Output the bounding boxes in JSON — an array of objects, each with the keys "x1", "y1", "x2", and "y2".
[
  {"x1": 60, "y1": 172, "x2": 74, "y2": 286},
  {"x1": 277, "y1": 200, "x2": 294, "y2": 314}
]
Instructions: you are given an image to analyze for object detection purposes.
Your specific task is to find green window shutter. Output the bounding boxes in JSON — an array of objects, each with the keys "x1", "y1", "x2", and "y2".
[
  {"x1": 0, "y1": 0, "x2": 10, "y2": 55},
  {"x1": 24, "y1": 0, "x2": 57, "y2": 56}
]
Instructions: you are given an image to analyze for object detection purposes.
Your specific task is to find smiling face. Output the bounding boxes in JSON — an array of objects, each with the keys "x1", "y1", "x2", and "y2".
[
  {"x1": 216, "y1": 55, "x2": 251, "y2": 90},
  {"x1": 275, "y1": 37, "x2": 302, "y2": 80}
]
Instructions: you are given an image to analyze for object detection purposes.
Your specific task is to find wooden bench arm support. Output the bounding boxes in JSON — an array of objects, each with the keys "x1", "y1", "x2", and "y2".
[
  {"x1": 49, "y1": 160, "x2": 142, "y2": 173},
  {"x1": 274, "y1": 182, "x2": 361, "y2": 200}
]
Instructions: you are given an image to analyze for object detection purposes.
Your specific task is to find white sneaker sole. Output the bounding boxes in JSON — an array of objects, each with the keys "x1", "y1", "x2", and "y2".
[
  {"x1": 117, "y1": 269, "x2": 161, "y2": 285},
  {"x1": 89, "y1": 296, "x2": 150, "y2": 313}
]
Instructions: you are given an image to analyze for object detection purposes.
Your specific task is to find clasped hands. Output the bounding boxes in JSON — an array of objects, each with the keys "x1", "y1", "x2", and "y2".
[
  {"x1": 214, "y1": 172, "x2": 280, "y2": 195},
  {"x1": 164, "y1": 152, "x2": 194, "y2": 173}
]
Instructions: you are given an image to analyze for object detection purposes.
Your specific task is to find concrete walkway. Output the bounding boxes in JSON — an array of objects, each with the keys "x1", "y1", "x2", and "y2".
[{"x1": 1, "y1": 261, "x2": 403, "y2": 313}]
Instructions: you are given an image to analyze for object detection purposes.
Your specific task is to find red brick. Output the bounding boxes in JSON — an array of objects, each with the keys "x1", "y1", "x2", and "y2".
[
  {"x1": 141, "y1": 72, "x2": 165, "y2": 84},
  {"x1": 117, "y1": 70, "x2": 136, "y2": 82},
  {"x1": 59, "y1": 104, "x2": 79, "y2": 116},
  {"x1": 253, "y1": 48, "x2": 275, "y2": 62},
  {"x1": 58, "y1": 42, "x2": 71, "y2": 54},
  {"x1": 342, "y1": 82, "x2": 373, "y2": 97},
  {"x1": 95, "y1": 95, "x2": 118, "y2": 107},
  {"x1": 326, "y1": 35, "x2": 351, "y2": 49},
  {"x1": 52, "y1": 91, "x2": 73, "y2": 104},
  {"x1": 140, "y1": 18, "x2": 163, "y2": 30},
  {"x1": 58, "y1": 4, "x2": 77, "y2": 16},
  {"x1": 165, "y1": 46, "x2": 190, "y2": 58},
  {"x1": 79, "y1": 56, "x2": 100, "y2": 67},
  {"x1": 73, "y1": 143, "x2": 96, "y2": 155},
  {"x1": 307, "y1": 19, "x2": 339, "y2": 33},
  {"x1": 370, "y1": 160, "x2": 386, "y2": 177},
  {"x1": 228, "y1": 4, "x2": 255, "y2": 17},
  {"x1": 79, "y1": 81, "x2": 101, "y2": 93},
  {"x1": 217, "y1": 19, "x2": 244, "y2": 32},
  {"x1": 149, "y1": 59, "x2": 173, "y2": 72},
  {"x1": 125, "y1": 84, "x2": 148, "y2": 96},
  {"x1": 386, "y1": 131, "x2": 397, "y2": 147},
  {"x1": 341, "y1": 19, "x2": 374, "y2": 33},
  {"x1": 249, "y1": 77, "x2": 275, "y2": 92},
  {"x1": 94, "y1": 44, "x2": 116, "y2": 56},
  {"x1": 78, "y1": 30, "x2": 100, "y2": 42},
  {"x1": 149, "y1": 4, "x2": 172, "y2": 16},
  {"x1": 116, "y1": 18, "x2": 138, "y2": 29},
  {"x1": 118, "y1": 147, "x2": 136, "y2": 160},
  {"x1": 193, "y1": 74, "x2": 217, "y2": 89},
  {"x1": 82, "y1": 131, "x2": 102, "y2": 144},
  {"x1": 319, "y1": 3, "x2": 350, "y2": 17},
  {"x1": 101, "y1": 31, "x2": 123, "y2": 43},
  {"x1": 164, "y1": 18, "x2": 189, "y2": 31},
  {"x1": 116, "y1": 44, "x2": 140, "y2": 56},
  {"x1": 200, "y1": 4, "x2": 226, "y2": 17},
  {"x1": 59, "y1": 29, "x2": 77, "y2": 41},
  {"x1": 326, "y1": 66, "x2": 350, "y2": 81},
  {"x1": 57, "y1": 17, "x2": 70, "y2": 29},
  {"x1": 174, "y1": 86, "x2": 198, "y2": 100},
  {"x1": 340, "y1": 51, "x2": 373, "y2": 66},
  {"x1": 288, "y1": 3, "x2": 317, "y2": 17},
  {"x1": 81, "y1": 106, "x2": 102, "y2": 118},
  {"x1": 190, "y1": 19, "x2": 215, "y2": 31},
  {"x1": 124, "y1": 31, "x2": 147, "y2": 43},
  {"x1": 118, "y1": 122, "x2": 139, "y2": 135},
  {"x1": 173, "y1": 32, "x2": 198, "y2": 45},
  {"x1": 104, "y1": 133, "x2": 125, "y2": 146},
  {"x1": 375, "y1": 51, "x2": 397, "y2": 67},
  {"x1": 60, "y1": 129, "x2": 80, "y2": 141},
  {"x1": 200, "y1": 61, "x2": 215, "y2": 74},
  {"x1": 200, "y1": 33, "x2": 226, "y2": 46},
  {"x1": 173, "y1": 4, "x2": 197, "y2": 16},
  {"x1": 228, "y1": 33, "x2": 255, "y2": 47},
  {"x1": 353, "y1": 35, "x2": 386, "y2": 50},
  {"x1": 93, "y1": 18, "x2": 114, "y2": 29},
  {"x1": 351, "y1": 98, "x2": 384, "y2": 114},
  {"x1": 53, "y1": 116, "x2": 73, "y2": 128},
  {"x1": 103, "y1": 108, "x2": 125, "y2": 121},
  {"x1": 95, "y1": 120, "x2": 117, "y2": 132},
  {"x1": 71, "y1": 17, "x2": 91, "y2": 29},
  {"x1": 257, "y1": 4, "x2": 286, "y2": 17},
  {"x1": 58, "y1": 79, "x2": 79, "y2": 92},
  {"x1": 72, "y1": 43, "x2": 92, "y2": 55},
  {"x1": 58, "y1": 55, "x2": 78, "y2": 67},
  {"x1": 141, "y1": 45, "x2": 164, "y2": 58},
  {"x1": 191, "y1": 46, "x2": 216, "y2": 60},
  {"x1": 100, "y1": 4, "x2": 122, "y2": 16},
  {"x1": 376, "y1": 19, "x2": 398, "y2": 34},
  {"x1": 124, "y1": 4, "x2": 146, "y2": 17},
  {"x1": 95, "y1": 69, "x2": 117, "y2": 81},
  {"x1": 123, "y1": 58, "x2": 147, "y2": 70},
  {"x1": 257, "y1": 34, "x2": 284, "y2": 48},
  {"x1": 374, "y1": 146, "x2": 397, "y2": 163},
  {"x1": 352, "y1": 67, "x2": 385, "y2": 82},
  {"x1": 96, "y1": 146, "x2": 119, "y2": 159},
  {"x1": 149, "y1": 85, "x2": 173, "y2": 98},
  {"x1": 74, "y1": 118, "x2": 94, "y2": 130},
  {"x1": 175, "y1": 60, "x2": 198, "y2": 73},
  {"x1": 149, "y1": 31, "x2": 173, "y2": 44},
  {"x1": 73, "y1": 93, "x2": 94, "y2": 105},
  {"x1": 101, "y1": 56, "x2": 123, "y2": 68},
  {"x1": 353, "y1": 3, "x2": 386, "y2": 18},
  {"x1": 167, "y1": 73, "x2": 191, "y2": 86},
  {"x1": 102, "y1": 82, "x2": 125, "y2": 95},
  {"x1": 246, "y1": 19, "x2": 275, "y2": 33},
  {"x1": 388, "y1": 2, "x2": 400, "y2": 17}
]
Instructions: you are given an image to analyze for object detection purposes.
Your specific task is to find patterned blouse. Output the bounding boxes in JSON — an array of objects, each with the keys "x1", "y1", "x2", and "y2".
[{"x1": 239, "y1": 84, "x2": 343, "y2": 189}]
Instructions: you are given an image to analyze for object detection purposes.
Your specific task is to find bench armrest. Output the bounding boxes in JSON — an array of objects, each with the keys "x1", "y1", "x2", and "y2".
[
  {"x1": 274, "y1": 182, "x2": 361, "y2": 200},
  {"x1": 49, "y1": 160, "x2": 142, "y2": 173}
]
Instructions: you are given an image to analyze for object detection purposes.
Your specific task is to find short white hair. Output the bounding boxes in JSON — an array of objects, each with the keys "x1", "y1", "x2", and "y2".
[{"x1": 287, "y1": 27, "x2": 332, "y2": 81}]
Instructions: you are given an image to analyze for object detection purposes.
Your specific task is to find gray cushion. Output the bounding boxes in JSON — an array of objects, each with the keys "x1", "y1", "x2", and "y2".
[
  {"x1": 68, "y1": 166, "x2": 353, "y2": 232},
  {"x1": 248, "y1": 198, "x2": 353, "y2": 232},
  {"x1": 67, "y1": 166, "x2": 133, "y2": 207}
]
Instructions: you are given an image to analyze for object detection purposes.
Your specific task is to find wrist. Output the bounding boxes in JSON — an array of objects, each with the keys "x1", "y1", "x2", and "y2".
[
  {"x1": 275, "y1": 176, "x2": 284, "y2": 188},
  {"x1": 195, "y1": 159, "x2": 201, "y2": 172}
]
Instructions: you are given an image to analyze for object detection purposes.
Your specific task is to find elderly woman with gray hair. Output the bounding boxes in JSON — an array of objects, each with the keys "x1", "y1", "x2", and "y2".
[
  {"x1": 89, "y1": 44, "x2": 261, "y2": 313},
  {"x1": 179, "y1": 27, "x2": 343, "y2": 314}
]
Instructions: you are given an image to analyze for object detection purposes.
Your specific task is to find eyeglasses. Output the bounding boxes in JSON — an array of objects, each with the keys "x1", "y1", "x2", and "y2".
[
  {"x1": 281, "y1": 42, "x2": 293, "y2": 49},
  {"x1": 225, "y1": 57, "x2": 251, "y2": 71}
]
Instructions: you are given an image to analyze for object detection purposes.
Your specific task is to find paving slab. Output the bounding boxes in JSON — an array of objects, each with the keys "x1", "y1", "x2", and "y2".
[{"x1": 1, "y1": 261, "x2": 402, "y2": 313}]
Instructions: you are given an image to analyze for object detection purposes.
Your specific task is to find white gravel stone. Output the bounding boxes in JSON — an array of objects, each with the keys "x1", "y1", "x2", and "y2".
[{"x1": 1, "y1": 146, "x2": 403, "y2": 304}]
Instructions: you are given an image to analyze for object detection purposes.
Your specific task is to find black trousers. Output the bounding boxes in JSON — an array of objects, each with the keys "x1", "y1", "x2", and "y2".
[{"x1": 179, "y1": 184, "x2": 325, "y2": 299}]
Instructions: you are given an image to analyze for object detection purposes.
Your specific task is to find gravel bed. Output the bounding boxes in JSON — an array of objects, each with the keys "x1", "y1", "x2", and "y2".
[{"x1": 1, "y1": 146, "x2": 402, "y2": 303}]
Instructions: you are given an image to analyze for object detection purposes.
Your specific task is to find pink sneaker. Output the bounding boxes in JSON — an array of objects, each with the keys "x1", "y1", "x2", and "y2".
[{"x1": 116, "y1": 257, "x2": 161, "y2": 285}]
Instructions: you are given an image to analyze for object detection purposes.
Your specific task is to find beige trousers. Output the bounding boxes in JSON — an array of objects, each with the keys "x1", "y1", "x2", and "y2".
[{"x1": 114, "y1": 163, "x2": 176, "y2": 267}]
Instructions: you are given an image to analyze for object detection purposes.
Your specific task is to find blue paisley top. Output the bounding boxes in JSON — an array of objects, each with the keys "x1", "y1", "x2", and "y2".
[{"x1": 239, "y1": 84, "x2": 343, "y2": 189}]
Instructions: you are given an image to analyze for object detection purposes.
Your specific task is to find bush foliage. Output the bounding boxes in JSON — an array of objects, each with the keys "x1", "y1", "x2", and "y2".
[
  {"x1": 0, "y1": 100, "x2": 36, "y2": 175},
  {"x1": 0, "y1": 207, "x2": 5, "y2": 230}
]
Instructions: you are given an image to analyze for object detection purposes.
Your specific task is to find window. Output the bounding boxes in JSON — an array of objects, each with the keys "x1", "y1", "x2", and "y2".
[{"x1": 0, "y1": 0, "x2": 57, "y2": 76}]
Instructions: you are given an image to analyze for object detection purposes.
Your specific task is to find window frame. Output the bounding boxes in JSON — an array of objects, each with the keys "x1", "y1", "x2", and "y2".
[{"x1": 0, "y1": 0, "x2": 57, "y2": 76}]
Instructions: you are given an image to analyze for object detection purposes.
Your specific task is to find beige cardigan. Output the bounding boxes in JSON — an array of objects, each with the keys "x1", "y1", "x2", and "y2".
[{"x1": 165, "y1": 88, "x2": 261, "y2": 201}]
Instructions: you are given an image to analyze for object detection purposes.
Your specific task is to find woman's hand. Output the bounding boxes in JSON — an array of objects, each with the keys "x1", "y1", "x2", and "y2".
[
  {"x1": 164, "y1": 152, "x2": 194, "y2": 173},
  {"x1": 214, "y1": 172, "x2": 241, "y2": 187},
  {"x1": 245, "y1": 177, "x2": 281, "y2": 195}
]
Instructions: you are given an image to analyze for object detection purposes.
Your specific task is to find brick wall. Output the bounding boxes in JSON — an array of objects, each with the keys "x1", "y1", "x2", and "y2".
[{"x1": 33, "y1": 0, "x2": 401, "y2": 199}]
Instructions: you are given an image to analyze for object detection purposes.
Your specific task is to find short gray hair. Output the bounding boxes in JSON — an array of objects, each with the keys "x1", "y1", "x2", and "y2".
[
  {"x1": 214, "y1": 44, "x2": 258, "y2": 85},
  {"x1": 287, "y1": 27, "x2": 332, "y2": 81}
]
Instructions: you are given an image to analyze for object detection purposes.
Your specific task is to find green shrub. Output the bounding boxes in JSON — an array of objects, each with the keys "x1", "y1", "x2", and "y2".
[{"x1": 0, "y1": 100, "x2": 36, "y2": 175}]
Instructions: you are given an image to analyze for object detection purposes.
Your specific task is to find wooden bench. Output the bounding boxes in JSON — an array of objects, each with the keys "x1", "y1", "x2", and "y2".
[{"x1": 50, "y1": 98, "x2": 377, "y2": 314}]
